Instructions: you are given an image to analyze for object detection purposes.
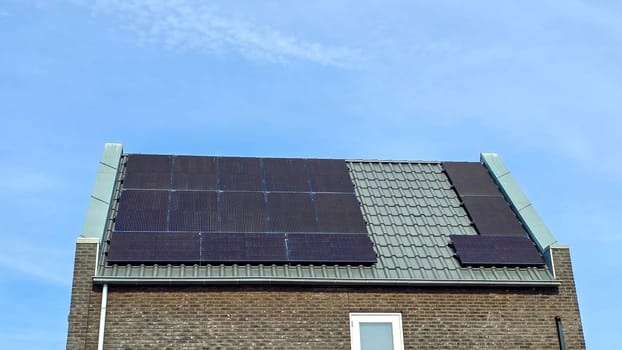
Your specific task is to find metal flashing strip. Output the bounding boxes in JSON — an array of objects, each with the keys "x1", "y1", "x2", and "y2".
[
  {"x1": 480, "y1": 153, "x2": 557, "y2": 252},
  {"x1": 81, "y1": 143, "x2": 123, "y2": 243},
  {"x1": 92, "y1": 276, "x2": 559, "y2": 287}
]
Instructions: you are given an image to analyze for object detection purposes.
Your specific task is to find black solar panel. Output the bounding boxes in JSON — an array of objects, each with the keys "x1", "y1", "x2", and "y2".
[
  {"x1": 442, "y1": 162, "x2": 503, "y2": 197},
  {"x1": 307, "y1": 159, "x2": 354, "y2": 193},
  {"x1": 172, "y1": 156, "x2": 218, "y2": 190},
  {"x1": 107, "y1": 232, "x2": 201, "y2": 263},
  {"x1": 314, "y1": 193, "x2": 367, "y2": 233},
  {"x1": 219, "y1": 192, "x2": 267, "y2": 232},
  {"x1": 287, "y1": 233, "x2": 376, "y2": 264},
  {"x1": 107, "y1": 232, "x2": 156, "y2": 262},
  {"x1": 168, "y1": 191, "x2": 219, "y2": 232},
  {"x1": 123, "y1": 154, "x2": 172, "y2": 189},
  {"x1": 267, "y1": 192, "x2": 318, "y2": 233},
  {"x1": 263, "y1": 158, "x2": 310, "y2": 192},
  {"x1": 218, "y1": 157, "x2": 263, "y2": 191},
  {"x1": 201, "y1": 232, "x2": 288, "y2": 263},
  {"x1": 110, "y1": 154, "x2": 376, "y2": 266},
  {"x1": 114, "y1": 190, "x2": 169, "y2": 231},
  {"x1": 450, "y1": 234, "x2": 544, "y2": 267},
  {"x1": 461, "y1": 196, "x2": 528, "y2": 236}
]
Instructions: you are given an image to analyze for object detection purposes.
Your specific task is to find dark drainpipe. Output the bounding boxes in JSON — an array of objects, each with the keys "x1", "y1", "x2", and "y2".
[{"x1": 556, "y1": 316, "x2": 566, "y2": 350}]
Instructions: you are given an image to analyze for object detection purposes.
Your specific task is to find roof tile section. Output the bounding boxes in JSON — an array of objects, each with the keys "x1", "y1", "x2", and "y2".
[{"x1": 98, "y1": 159, "x2": 555, "y2": 285}]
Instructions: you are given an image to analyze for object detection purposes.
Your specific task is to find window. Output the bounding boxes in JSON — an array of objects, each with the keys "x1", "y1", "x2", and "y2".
[{"x1": 349, "y1": 313, "x2": 404, "y2": 350}]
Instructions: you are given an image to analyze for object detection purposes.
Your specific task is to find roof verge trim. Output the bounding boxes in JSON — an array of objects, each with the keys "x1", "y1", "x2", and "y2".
[
  {"x1": 80, "y1": 143, "x2": 123, "y2": 243},
  {"x1": 480, "y1": 152, "x2": 558, "y2": 252}
]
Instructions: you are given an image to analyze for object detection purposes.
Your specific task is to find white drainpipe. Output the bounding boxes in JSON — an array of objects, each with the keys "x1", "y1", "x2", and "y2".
[{"x1": 98, "y1": 284, "x2": 109, "y2": 350}]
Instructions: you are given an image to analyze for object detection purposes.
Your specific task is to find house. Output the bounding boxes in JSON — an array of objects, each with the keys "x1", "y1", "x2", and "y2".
[{"x1": 67, "y1": 143, "x2": 585, "y2": 349}]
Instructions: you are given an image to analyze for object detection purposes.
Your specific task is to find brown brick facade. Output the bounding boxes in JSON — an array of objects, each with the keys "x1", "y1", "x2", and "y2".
[
  {"x1": 67, "y1": 239, "x2": 102, "y2": 350},
  {"x1": 67, "y1": 247, "x2": 584, "y2": 350}
]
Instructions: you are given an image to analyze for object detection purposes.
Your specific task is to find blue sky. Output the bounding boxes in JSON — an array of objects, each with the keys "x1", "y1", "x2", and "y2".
[{"x1": 0, "y1": 1, "x2": 620, "y2": 348}]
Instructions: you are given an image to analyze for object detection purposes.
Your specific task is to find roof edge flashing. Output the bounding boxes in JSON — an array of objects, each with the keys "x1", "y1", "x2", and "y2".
[
  {"x1": 77, "y1": 237, "x2": 100, "y2": 244},
  {"x1": 80, "y1": 143, "x2": 123, "y2": 242},
  {"x1": 92, "y1": 276, "x2": 560, "y2": 288},
  {"x1": 480, "y1": 153, "x2": 558, "y2": 253}
]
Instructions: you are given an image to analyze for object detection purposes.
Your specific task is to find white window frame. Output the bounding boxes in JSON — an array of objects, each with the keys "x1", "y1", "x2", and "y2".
[{"x1": 349, "y1": 312, "x2": 404, "y2": 350}]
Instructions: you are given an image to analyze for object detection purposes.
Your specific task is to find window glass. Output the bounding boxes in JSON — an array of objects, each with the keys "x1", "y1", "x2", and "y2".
[{"x1": 360, "y1": 322, "x2": 394, "y2": 350}]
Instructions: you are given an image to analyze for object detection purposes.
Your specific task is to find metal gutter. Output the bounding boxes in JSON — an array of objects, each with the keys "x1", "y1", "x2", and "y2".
[
  {"x1": 81, "y1": 143, "x2": 123, "y2": 245},
  {"x1": 480, "y1": 153, "x2": 558, "y2": 252},
  {"x1": 92, "y1": 276, "x2": 559, "y2": 287}
]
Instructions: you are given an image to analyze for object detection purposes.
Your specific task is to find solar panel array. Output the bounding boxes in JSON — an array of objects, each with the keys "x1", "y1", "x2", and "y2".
[
  {"x1": 443, "y1": 162, "x2": 543, "y2": 267},
  {"x1": 107, "y1": 155, "x2": 376, "y2": 265}
]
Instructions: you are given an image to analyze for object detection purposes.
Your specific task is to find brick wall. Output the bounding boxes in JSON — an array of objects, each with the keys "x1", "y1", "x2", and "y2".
[
  {"x1": 66, "y1": 239, "x2": 102, "y2": 350},
  {"x1": 67, "y1": 247, "x2": 585, "y2": 350}
]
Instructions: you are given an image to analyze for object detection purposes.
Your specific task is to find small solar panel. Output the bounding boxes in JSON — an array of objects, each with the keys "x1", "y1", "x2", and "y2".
[
  {"x1": 201, "y1": 232, "x2": 288, "y2": 263},
  {"x1": 307, "y1": 159, "x2": 355, "y2": 193},
  {"x1": 123, "y1": 154, "x2": 172, "y2": 189},
  {"x1": 156, "y1": 232, "x2": 201, "y2": 262},
  {"x1": 450, "y1": 234, "x2": 544, "y2": 266},
  {"x1": 267, "y1": 192, "x2": 318, "y2": 233},
  {"x1": 168, "y1": 191, "x2": 219, "y2": 232},
  {"x1": 114, "y1": 190, "x2": 169, "y2": 231},
  {"x1": 172, "y1": 156, "x2": 218, "y2": 190},
  {"x1": 218, "y1": 157, "x2": 263, "y2": 191},
  {"x1": 219, "y1": 192, "x2": 267, "y2": 232},
  {"x1": 287, "y1": 233, "x2": 376, "y2": 264},
  {"x1": 461, "y1": 196, "x2": 528, "y2": 236},
  {"x1": 314, "y1": 193, "x2": 367, "y2": 233},
  {"x1": 107, "y1": 232, "x2": 201, "y2": 263},
  {"x1": 443, "y1": 162, "x2": 503, "y2": 197},
  {"x1": 263, "y1": 158, "x2": 310, "y2": 192},
  {"x1": 107, "y1": 232, "x2": 156, "y2": 262}
]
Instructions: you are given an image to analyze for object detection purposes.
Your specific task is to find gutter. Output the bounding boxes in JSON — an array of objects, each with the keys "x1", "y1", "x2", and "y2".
[{"x1": 92, "y1": 276, "x2": 559, "y2": 287}]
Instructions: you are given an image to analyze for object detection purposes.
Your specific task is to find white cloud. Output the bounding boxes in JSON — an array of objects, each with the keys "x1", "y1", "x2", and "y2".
[{"x1": 77, "y1": 0, "x2": 366, "y2": 68}]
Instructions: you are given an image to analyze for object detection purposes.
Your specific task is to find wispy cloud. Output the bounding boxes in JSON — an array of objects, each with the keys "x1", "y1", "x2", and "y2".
[{"x1": 77, "y1": 0, "x2": 366, "y2": 68}]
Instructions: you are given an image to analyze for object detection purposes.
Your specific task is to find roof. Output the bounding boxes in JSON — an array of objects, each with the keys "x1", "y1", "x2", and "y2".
[{"x1": 83, "y1": 143, "x2": 559, "y2": 287}]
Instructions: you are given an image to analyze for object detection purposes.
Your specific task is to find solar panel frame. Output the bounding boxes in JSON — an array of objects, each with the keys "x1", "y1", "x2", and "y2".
[
  {"x1": 219, "y1": 191, "x2": 267, "y2": 232},
  {"x1": 123, "y1": 154, "x2": 172, "y2": 189},
  {"x1": 442, "y1": 161, "x2": 504, "y2": 197},
  {"x1": 287, "y1": 233, "x2": 376, "y2": 264},
  {"x1": 313, "y1": 193, "x2": 368, "y2": 233},
  {"x1": 307, "y1": 159, "x2": 355, "y2": 193},
  {"x1": 263, "y1": 158, "x2": 310, "y2": 192},
  {"x1": 172, "y1": 155, "x2": 218, "y2": 190},
  {"x1": 450, "y1": 234, "x2": 544, "y2": 267},
  {"x1": 114, "y1": 190, "x2": 170, "y2": 231},
  {"x1": 461, "y1": 195, "x2": 528, "y2": 236},
  {"x1": 267, "y1": 192, "x2": 318, "y2": 233},
  {"x1": 168, "y1": 190, "x2": 219, "y2": 232},
  {"x1": 218, "y1": 157, "x2": 263, "y2": 191}
]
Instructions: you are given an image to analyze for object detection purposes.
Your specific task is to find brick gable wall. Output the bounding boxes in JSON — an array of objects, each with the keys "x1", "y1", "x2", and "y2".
[{"x1": 67, "y1": 247, "x2": 584, "y2": 349}]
